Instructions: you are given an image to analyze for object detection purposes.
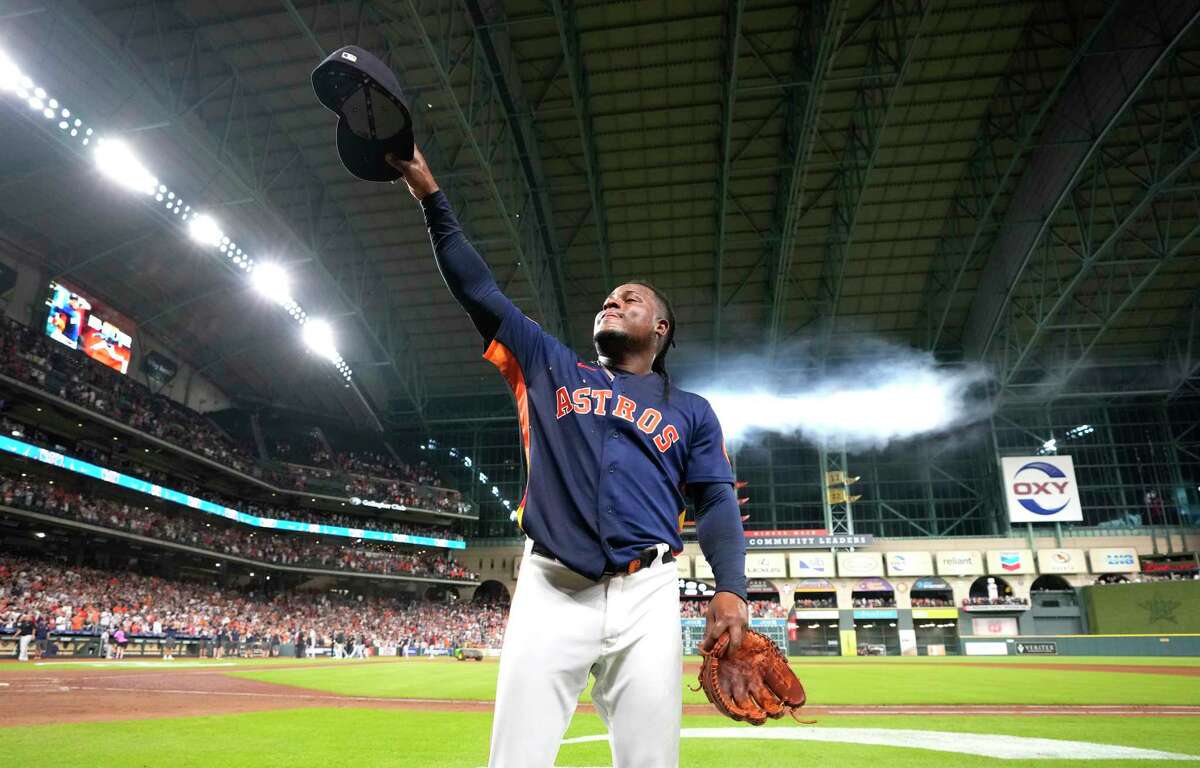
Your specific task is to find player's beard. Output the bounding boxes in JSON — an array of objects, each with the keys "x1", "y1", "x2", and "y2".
[{"x1": 594, "y1": 326, "x2": 647, "y2": 359}]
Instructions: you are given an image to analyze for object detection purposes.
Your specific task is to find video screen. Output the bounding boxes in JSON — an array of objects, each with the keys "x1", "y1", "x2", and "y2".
[{"x1": 44, "y1": 281, "x2": 133, "y2": 374}]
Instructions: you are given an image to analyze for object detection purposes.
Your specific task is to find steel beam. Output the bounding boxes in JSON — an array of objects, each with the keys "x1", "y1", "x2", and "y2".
[
  {"x1": 379, "y1": 0, "x2": 571, "y2": 341},
  {"x1": 809, "y1": 0, "x2": 932, "y2": 348},
  {"x1": 711, "y1": 0, "x2": 745, "y2": 363},
  {"x1": 548, "y1": 0, "x2": 612, "y2": 292},
  {"x1": 1166, "y1": 289, "x2": 1200, "y2": 399},
  {"x1": 963, "y1": 0, "x2": 1200, "y2": 359},
  {"x1": 916, "y1": 0, "x2": 1123, "y2": 353},
  {"x1": 765, "y1": 0, "x2": 848, "y2": 359},
  {"x1": 990, "y1": 44, "x2": 1200, "y2": 398}
]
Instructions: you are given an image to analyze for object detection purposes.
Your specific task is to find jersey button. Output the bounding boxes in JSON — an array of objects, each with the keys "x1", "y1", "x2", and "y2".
[
  {"x1": 608, "y1": 464, "x2": 616, "y2": 474},
  {"x1": 610, "y1": 431, "x2": 619, "y2": 439}
]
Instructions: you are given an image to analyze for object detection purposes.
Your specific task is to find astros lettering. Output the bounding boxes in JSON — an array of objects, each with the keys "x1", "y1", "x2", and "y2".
[{"x1": 553, "y1": 386, "x2": 680, "y2": 453}]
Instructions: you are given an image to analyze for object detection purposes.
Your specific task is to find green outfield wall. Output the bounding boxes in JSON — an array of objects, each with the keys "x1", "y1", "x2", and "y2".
[{"x1": 1083, "y1": 581, "x2": 1200, "y2": 634}]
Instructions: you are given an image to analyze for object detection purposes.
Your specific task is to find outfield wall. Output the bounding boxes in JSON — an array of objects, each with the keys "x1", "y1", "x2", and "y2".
[
  {"x1": 1083, "y1": 581, "x2": 1200, "y2": 633},
  {"x1": 960, "y1": 633, "x2": 1200, "y2": 656}
]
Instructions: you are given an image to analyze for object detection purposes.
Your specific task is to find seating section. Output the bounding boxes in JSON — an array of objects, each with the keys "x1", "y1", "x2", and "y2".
[{"x1": 0, "y1": 554, "x2": 505, "y2": 652}]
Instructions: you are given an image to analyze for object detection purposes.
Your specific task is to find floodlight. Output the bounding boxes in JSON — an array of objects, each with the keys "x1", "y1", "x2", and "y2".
[
  {"x1": 0, "y1": 50, "x2": 19, "y2": 92},
  {"x1": 188, "y1": 214, "x2": 224, "y2": 247},
  {"x1": 94, "y1": 138, "x2": 158, "y2": 196},
  {"x1": 302, "y1": 318, "x2": 338, "y2": 361}
]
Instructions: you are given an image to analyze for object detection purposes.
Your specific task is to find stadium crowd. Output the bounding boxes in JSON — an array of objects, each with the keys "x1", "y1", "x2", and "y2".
[
  {"x1": 962, "y1": 596, "x2": 1029, "y2": 607},
  {"x1": 0, "y1": 477, "x2": 475, "y2": 581},
  {"x1": 910, "y1": 596, "x2": 955, "y2": 607},
  {"x1": 793, "y1": 596, "x2": 836, "y2": 608},
  {"x1": 678, "y1": 599, "x2": 787, "y2": 619},
  {"x1": 851, "y1": 596, "x2": 897, "y2": 608},
  {"x1": 0, "y1": 315, "x2": 466, "y2": 513},
  {"x1": 0, "y1": 554, "x2": 504, "y2": 654}
]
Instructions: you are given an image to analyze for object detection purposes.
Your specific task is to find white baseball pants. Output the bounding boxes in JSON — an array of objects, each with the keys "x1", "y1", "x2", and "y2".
[
  {"x1": 488, "y1": 541, "x2": 681, "y2": 768},
  {"x1": 17, "y1": 634, "x2": 32, "y2": 661}
]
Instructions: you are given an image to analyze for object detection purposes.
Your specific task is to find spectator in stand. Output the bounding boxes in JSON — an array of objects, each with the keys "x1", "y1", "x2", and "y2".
[
  {"x1": 0, "y1": 315, "x2": 468, "y2": 514},
  {"x1": 0, "y1": 476, "x2": 476, "y2": 582},
  {"x1": 15, "y1": 614, "x2": 34, "y2": 661}
]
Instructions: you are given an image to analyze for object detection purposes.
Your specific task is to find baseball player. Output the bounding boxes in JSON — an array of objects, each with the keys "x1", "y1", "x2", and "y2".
[{"x1": 391, "y1": 149, "x2": 749, "y2": 768}]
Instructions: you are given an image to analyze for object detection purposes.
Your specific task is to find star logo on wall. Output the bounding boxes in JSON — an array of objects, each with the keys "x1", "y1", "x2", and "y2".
[{"x1": 1138, "y1": 596, "x2": 1181, "y2": 625}]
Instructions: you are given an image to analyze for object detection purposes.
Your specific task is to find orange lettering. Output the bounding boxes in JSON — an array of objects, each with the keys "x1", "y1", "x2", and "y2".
[
  {"x1": 613, "y1": 396, "x2": 636, "y2": 422},
  {"x1": 637, "y1": 408, "x2": 662, "y2": 434},
  {"x1": 555, "y1": 387, "x2": 572, "y2": 419},
  {"x1": 571, "y1": 387, "x2": 592, "y2": 414},
  {"x1": 591, "y1": 389, "x2": 612, "y2": 415},
  {"x1": 654, "y1": 424, "x2": 680, "y2": 452}
]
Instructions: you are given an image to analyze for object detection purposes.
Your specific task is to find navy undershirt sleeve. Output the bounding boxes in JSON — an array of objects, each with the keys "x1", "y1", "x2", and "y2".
[
  {"x1": 419, "y1": 190, "x2": 514, "y2": 342},
  {"x1": 690, "y1": 482, "x2": 747, "y2": 600}
]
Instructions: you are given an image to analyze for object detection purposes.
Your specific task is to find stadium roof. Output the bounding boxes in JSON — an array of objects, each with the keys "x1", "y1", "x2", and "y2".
[{"x1": 0, "y1": 0, "x2": 1197, "y2": 429}]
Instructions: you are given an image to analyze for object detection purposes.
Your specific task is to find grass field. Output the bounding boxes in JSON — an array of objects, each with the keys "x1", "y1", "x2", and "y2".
[{"x1": 0, "y1": 656, "x2": 1197, "y2": 767}]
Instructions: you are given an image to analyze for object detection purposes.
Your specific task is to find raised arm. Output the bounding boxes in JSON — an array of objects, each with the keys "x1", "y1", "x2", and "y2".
[{"x1": 388, "y1": 149, "x2": 515, "y2": 342}]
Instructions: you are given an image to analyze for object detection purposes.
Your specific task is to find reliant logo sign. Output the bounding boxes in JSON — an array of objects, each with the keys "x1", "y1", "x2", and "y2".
[{"x1": 1000, "y1": 455, "x2": 1084, "y2": 523}]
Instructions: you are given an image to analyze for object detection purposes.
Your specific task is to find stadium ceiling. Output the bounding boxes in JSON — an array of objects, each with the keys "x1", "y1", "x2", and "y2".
[{"x1": 0, "y1": 0, "x2": 1197, "y2": 429}]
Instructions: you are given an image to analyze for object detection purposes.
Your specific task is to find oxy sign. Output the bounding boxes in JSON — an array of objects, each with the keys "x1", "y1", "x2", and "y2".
[{"x1": 1000, "y1": 455, "x2": 1083, "y2": 523}]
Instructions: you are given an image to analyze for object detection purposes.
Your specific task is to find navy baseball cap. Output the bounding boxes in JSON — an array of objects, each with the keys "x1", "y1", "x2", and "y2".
[{"x1": 312, "y1": 45, "x2": 414, "y2": 183}]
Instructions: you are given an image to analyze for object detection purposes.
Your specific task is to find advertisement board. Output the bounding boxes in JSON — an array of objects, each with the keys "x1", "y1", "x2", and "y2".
[
  {"x1": 912, "y1": 608, "x2": 959, "y2": 620},
  {"x1": 44, "y1": 281, "x2": 134, "y2": 374},
  {"x1": 936, "y1": 550, "x2": 984, "y2": 576},
  {"x1": 694, "y1": 554, "x2": 714, "y2": 579},
  {"x1": 837, "y1": 552, "x2": 884, "y2": 577},
  {"x1": 971, "y1": 616, "x2": 1019, "y2": 637},
  {"x1": 792, "y1": 609, "x2": 838, "y2": 620},
  {"x1": 986, "y1": 549, "x2": 1035, "y2": 575},
  {"x1": 1000, "y1": 455, "x2": 1084, "y2": 523},
  {"x1": 885, "y1": 550, "x2": 934, "y2": 577},
  {"x1": 1088, "y1": 547, "x2": 1141, "y2": 574},
  {"x1": 788, "y1": 552, "x2": 835, "y2": 578},
  {"x1": 744, "y1": 552, "x2": 787, "y2": 578},
  {"x1": 1036, "y1": 548, "x2": 1087, "y2": 574},
  {"x1": 746, "y1": 530, "x2": 872, "y2": 548},
  {"x1": 675, "y1": 554, "x2": 691, "y2": 578}
]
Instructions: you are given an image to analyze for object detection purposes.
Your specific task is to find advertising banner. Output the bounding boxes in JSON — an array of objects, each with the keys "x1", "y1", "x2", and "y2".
[
  {"x1": 912, "y1": 608, "x2": 959, "y2": 620},
  {"x1": 912, "y1": 577, "x2": 952, "y2": 591},
  {"x1": 971, "y1": 616, "x2": 1019, "y2": 637},
  {"x1": 1088, "y1": 547, "x2": 1141, "y2": 573},
  {"x1": 936, "y1": 550, "x2": 984, "y2": 576},
  {"x1": 675, "y1": 554, "x2": 691, "y2": 578},
  {"x1": 792, "y1": 609, "x2": 839, "y2": 620},
  {"x1": 837, "y1": 552, "x2": 884, "y2": 578},
  {"x1": 1000, "y1": 455, "x2": 1084, "y2": 523},
  {"x1": 794, "y1": 578, "x2": 835, "y2": 592},
  {"x1": 986, "y1": 549, "x2": 1035, "y2": 575},
  {"x1": 694, "y1": 554, "x2": 714, "y2": 579},
  {"x1": 1036, "y1": 548, "x2": 1087, "y2": 574},
  {"x1": 788, "y1": 551, "x2": 835, "y2": 578},
  {"x1": 853, "y1": 609, "x2": 897, "y2": 620},
  {"x1": 885, "y1": 550, "x2": 934, "y2": 577},
  {"x1": 854, "y1": 577, "x2": 893, "y2": 592},
  {"x1": 746, "y1": 531, "x2": 872, "y2": 548},
  {"x1": 745, "y1": 552, "x2": 787, "y2": 578}
]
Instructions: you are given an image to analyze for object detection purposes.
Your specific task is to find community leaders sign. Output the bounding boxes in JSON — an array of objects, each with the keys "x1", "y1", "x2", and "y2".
[{"x1": 1000, "y1": 455, "x2": 1084, "y2": 523}]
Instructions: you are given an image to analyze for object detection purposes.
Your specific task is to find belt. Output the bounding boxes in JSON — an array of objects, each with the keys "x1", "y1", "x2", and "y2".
[{"x1": 531, "y1": 542, "x2": 675, "y2": 576}]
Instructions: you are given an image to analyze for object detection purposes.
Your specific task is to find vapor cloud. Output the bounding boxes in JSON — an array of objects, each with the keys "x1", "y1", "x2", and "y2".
[{"x1": 682, "y1": 338, "x2": 996, "y2": 451}]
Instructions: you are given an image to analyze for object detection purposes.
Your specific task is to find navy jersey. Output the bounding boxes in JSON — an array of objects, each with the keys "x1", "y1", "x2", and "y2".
[{"x1": 485, "y1": 301, "x2": 735, "y2": 581}]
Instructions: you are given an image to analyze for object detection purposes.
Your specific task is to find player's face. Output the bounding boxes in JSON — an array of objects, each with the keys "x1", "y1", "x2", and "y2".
[{"x1": 593, "y1": 283, "x2": 666, "y2": 351}]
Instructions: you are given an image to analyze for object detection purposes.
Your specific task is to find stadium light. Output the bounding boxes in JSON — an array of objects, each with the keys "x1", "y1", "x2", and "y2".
[
  {"x1": 301, "y1": 318, "x2": 338, "y2": 361},
  {"x1": 250, "y1": 262, "x2": 291, "y2": 303},
  {"x1": 94, "y1": 138, "x2": 158, "y2": 196},
  {"x1": 187, "y1": 214, "x2": 224, "y2": 247},
  {"x1": 0, "y1": 49, "x2": 20, "y2": 92}
]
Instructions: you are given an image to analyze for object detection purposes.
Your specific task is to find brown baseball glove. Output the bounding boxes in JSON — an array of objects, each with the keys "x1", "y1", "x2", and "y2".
[{"x1": 695, "y1": 629, "x2": 807, "y2": 725}]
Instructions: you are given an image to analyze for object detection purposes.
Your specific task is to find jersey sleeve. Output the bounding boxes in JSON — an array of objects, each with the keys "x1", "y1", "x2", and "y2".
[
  {"x1": 483, "y1": 300, "x2": 560, "y2": 379},
  {"x1": 685, "y1": 398, "x2": 735, "y2": 485}
]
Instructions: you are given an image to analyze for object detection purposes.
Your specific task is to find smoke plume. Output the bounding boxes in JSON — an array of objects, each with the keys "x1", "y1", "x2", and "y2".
[{"x1": 680, "y1": 337, "x2": 996, "y2": 451}]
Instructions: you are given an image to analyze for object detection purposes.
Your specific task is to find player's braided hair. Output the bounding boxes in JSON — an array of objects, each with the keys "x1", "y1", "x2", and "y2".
[{"x1": 630, "y1": 280, "x2": 676, "y2": 400}]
